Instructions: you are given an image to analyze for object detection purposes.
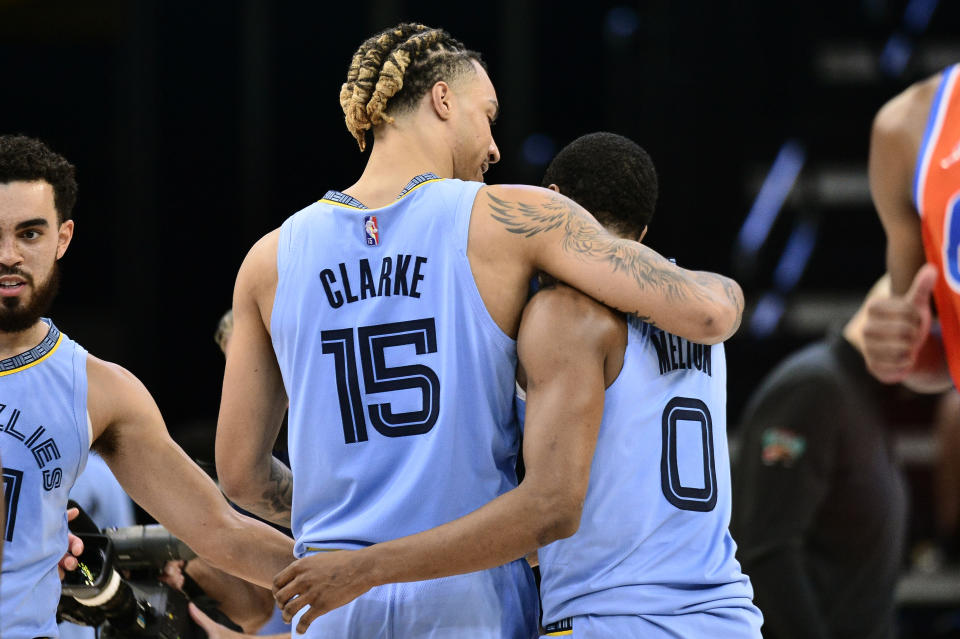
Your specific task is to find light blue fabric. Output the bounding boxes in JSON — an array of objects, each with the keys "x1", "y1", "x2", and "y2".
[
  {"x1": 520, "y1": 317, "x2": 760, "y2": 635},
  {"x1": 256, "y1": 607, "x2": 291, "y2": 636},
  {"x1": 1, "y1": 320, "x2": 89, "y2": 639},
  {"x1": 271, "y1": 177, "x2": 536, "y2": 637},
  {"x1": 292, "y1": 560, "x2": 537, "y2": 639},
  {"x1": 540, "y1": 609, "x2": 763, "y2": 638}
]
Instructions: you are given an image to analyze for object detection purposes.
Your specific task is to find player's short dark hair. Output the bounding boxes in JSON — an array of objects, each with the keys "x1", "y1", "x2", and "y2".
[
  {"x1": 340, "y1": 23, "x2": 484, "y2": 151},
  {"x1": 0, "y1": 135, "x2": 77, "y2": 223},
  {"x1": 542, "y1": 132, "x2": 657, "y2": 239}
]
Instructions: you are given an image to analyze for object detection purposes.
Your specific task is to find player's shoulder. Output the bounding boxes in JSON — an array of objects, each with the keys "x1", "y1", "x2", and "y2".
[
  {"x1": 874, "y1": 70, "x2": 943, "y2": 140},
  {"x1": 476, "y1": 183, "x2": 579, "y2": 219},
  {"x1": 237, "y1": 227, "x2": 281, "y2": 289},
  {"x1": 480, "y1": 183, "x2": 554, "y2": 201},
  {"x1": 244, "y1": 227, "x2": 281, "y2": 265},
  {"x1": 85, "y1": 353, "x2": 155, "y2": 442},
  {"x1": 521, "y1": 282, "x2": 625, "y2": 348},
  {"x1": 86, "y1": 353, "x2": 141, "y2": 391}
]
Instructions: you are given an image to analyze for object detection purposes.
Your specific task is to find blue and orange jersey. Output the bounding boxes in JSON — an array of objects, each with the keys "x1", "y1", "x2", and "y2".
[{"x1": 916, "y1": 63, "x2": 960, "y2": 389}]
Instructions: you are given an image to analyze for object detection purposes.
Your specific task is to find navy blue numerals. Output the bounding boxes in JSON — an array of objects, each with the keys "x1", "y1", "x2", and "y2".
[
  {"x1": 2, "y1": 467, "x2": 23, "y2": 542},
  {"x1": 660, "y1": 397, "x2": 718, "y2": 512},
  {"x1": 322, "y1": 318, "x2": 440, "y2": 443}
]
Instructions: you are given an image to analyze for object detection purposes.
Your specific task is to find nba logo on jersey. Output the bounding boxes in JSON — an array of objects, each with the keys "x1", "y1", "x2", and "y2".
[{"x1": 363, "y1": 215, "x2": 380, "y2": 246}]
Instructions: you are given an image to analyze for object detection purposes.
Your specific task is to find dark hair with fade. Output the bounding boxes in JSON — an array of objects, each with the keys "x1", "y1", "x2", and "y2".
[
  {"x1": 0, "y1": 135, "x2": 78, "y2": 223},
  {"x1": 542, "y1": 132, "x2": 657, "y2": 239},
  {"x1": 340, "y1": 23, "x2": 484, "y2": 151}
]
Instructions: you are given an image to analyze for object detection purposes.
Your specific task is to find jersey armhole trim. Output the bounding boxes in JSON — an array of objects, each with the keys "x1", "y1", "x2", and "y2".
[
  {"x1": 914, "y1": 64, "x2": 959, "y2": 215},
  {"x1": 270, "y1": 216, "x2": 296, "y2": 358},
  {"x1": 72, "y1": 345, "x2": 90, "y2": 480}
]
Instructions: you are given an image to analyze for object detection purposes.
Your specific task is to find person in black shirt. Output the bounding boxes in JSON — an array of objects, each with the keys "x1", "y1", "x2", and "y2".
[{"x1": 732, "y1": 277, "x2": 907, "y2": 639}]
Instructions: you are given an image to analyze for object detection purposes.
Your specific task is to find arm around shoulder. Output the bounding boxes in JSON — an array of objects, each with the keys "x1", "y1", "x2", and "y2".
[{"x1": 478, "y1": 184, "x2": 743, "y2": 343}]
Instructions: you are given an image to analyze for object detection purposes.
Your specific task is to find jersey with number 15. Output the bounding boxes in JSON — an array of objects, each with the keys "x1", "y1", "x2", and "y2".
[
  {"x1": 916, "y1": 63, "x2": 960, "y2": 389},
  {"x1": 271, "y1": 176, "x2": 524, "y2": 558}
]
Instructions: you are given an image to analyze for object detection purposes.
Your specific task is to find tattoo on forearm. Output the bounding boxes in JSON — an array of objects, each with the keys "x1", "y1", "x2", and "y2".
[
  {"x1": 250, "y1": 457, "x2": 293, "y2": 526},
  {"x1": 722, "y1": 277, "x2": 745, "y2": 335},
  {"x1": 487, "y1": 192, "x2": 711, "y2": 308}
]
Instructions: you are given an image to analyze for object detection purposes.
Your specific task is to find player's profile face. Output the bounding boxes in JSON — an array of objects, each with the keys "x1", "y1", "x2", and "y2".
[
  {"x1": 451, "y1": 60, "x2": 500, "y2": 183},
  {"x1": 0, "y1": 180, "x2": 72, "y2": 331}
]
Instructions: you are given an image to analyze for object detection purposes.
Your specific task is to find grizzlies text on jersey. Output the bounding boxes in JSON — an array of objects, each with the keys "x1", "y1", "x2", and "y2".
[{"x1": 1, "y1": 320, "x2": 89, "y2": 639}]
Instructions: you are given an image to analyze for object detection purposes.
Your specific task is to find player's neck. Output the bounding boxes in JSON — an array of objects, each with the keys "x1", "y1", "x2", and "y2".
[
  {"x1": 344, "y1": 128, "x2": 452, "y2": 208},
  {"x1": 0, "y1": 320, "x2": 50, "y2": 361}
]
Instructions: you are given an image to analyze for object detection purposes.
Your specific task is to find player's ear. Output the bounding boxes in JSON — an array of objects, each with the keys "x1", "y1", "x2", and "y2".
[
  {"x1": 56, "y1": 220, "x2": 75, "y2": 260},
  {"x1": 430, "y1": 81, "x2": 453, "y2": 121},
  {"x1": 547, "y1": 183, "x2": 560, "y2": 194}
]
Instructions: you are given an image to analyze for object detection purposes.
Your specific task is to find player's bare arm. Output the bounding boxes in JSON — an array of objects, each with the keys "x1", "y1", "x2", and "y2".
[
  {"x1": 188, "y1": 602, "x2": 287, "y2": 639},
  {"x1": 176, "y1": 558, "x2": 275, "y2": 632},
  {"x1": 215, "y1": 230, "x2": 293, "y2": 526},
  {"x1": 863, "y1": 75, "x2": 952, "y2": 392},
  {"x1": 87, "y1": 355, "x2": 294, "y2": 588},
  {"x1": 272, "y1": 285, "x2": 620, "y2": 633},
  {"x1": 475, "y1": 184, "x2": 742, "y2": 344}
]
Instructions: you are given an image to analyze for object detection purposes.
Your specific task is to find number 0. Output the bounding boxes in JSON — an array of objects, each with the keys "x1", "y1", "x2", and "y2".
[{"x1": 660, "y1": 397, "x2": 718, "y2": 512}]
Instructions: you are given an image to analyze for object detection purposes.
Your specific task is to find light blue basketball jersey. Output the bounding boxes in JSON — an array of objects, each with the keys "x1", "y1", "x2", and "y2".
[
  {"x1": 1, "y1": 320, "x2": 90, "y2": 639},
  {"x1": 271, "y1": 176, "x2": 537, "y2": 636},
  {"x1": 519, "y1": 316, "x2": 760, "y2": 633},
  {"x1": 59, "y1": 454, "x2": 135, "y2": 639}
]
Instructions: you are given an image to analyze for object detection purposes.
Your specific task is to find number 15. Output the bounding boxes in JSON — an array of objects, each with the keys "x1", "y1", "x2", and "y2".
[{"x1": 321, "y1": 318, "x2": 441, "y2": 444}]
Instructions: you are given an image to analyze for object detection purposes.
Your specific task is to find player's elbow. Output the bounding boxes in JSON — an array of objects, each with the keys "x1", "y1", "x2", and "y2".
[
  {"x1": 531, "y1": 483, "x2": 586, "y2": 544},
  {"x1": 216, "y1": 462, "x2": 258, "y2": 507},
  {"x1": 228, "y1": 584, "x2": 275, "y2": 633},
  {"x1": 701, "y1": 283, "x2": 743, "y2": 344}
]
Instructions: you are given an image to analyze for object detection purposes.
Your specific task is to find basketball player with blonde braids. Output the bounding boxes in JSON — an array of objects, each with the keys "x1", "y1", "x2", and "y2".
[{"x1": 216, "y1": 23, "x2": 744, "y2": 638}]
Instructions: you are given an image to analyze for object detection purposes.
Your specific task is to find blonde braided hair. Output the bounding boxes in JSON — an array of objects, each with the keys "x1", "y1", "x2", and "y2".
[{"x1": 340, "y1": 23, "x2": 483, "y2": 151}]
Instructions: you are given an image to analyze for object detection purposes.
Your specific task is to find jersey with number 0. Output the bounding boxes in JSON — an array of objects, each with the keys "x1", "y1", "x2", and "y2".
[
  {"x1": 272, "y1": 176, "x2": 525, "y2": 557},
  {"x1": 1, "y1": 320, "x2": 89, "y2": 639},
  {"x1": 520, "y1": 316, "x2": 758, "y2": 626},
  {"x1": 916, "y1": 63, "x2": 960, "y2": 389}
]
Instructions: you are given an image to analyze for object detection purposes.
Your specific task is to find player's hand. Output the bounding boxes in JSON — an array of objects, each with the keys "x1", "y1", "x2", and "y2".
[
  {"x1": 862, "y1": 263, "x2": 938, "y2": 384},
  {"x1": 188, "y1": 602, "x2": 254, "y2": 638},
  {"x1": 58, "y1": 507, "x2": 84, "y2": 580},
  {"x1": 272, "y1": 549, "x2": 375, "y2": 633}
]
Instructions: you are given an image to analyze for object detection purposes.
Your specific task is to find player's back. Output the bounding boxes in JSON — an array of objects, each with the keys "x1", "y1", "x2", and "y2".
[
  {"x1": 271, "y1": 174, "x2": 523, "y2": 555},
  {"x1": 1, "y1": 320, "x2": 90, "y2": 639},
  {"x1": 531, "y1": 315, "x2": 760, "y2": 634},
  {"x1": 916, "y1": 63, "x2": 960, "y2": 387}
]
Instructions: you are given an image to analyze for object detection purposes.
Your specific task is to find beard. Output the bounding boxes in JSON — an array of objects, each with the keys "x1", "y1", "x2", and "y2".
[{"x1": 0, "y1": 263, "x2": 60, "y2": 333}]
